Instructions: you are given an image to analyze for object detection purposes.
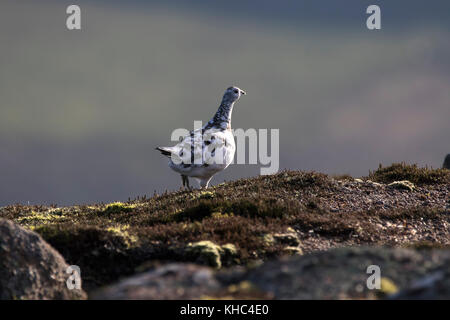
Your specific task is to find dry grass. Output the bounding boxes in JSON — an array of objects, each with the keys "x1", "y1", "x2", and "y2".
[{"x1": 367, "y1": 162, "x2": 449, "y2": 185}]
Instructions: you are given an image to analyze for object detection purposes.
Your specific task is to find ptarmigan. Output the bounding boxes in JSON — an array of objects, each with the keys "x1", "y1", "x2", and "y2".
[{"x1": 156, "y1": 86, "x2": 246, "y2": 189}]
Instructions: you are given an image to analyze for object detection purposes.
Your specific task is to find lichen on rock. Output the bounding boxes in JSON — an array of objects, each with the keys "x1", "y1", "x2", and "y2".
[
  {"x1": 185, "y1": 241, "x2": 238, "y2": 268},
  {"x1": 272, "y1": 229, "x2": 301, "y2": 246},
  {"x1": 388, "y1": 180, "x2": 415, "y2": 191},
  {"x1": 378, "y1": 277, "x2": 399, "y2": 296},
  {"x1": 283, "y1": 246, "x2": 303, "y2": 256}
]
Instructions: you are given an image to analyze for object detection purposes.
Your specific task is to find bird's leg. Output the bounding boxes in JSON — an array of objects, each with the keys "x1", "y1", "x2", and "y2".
[
  {"x1": 181, "y1": 175, "x2": 187, "y2": 189},
  {"x1": 185, "y1": 176, "x2": 192, "y2": 191}
]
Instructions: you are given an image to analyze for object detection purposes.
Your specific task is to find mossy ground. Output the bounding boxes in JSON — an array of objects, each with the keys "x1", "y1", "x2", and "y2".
[
  {"x1": 368, "y1": 162, "x2": 449, "y2": 185},
  {"x1": 1, "y1": 164, "x2": 449, "y2": 292}
]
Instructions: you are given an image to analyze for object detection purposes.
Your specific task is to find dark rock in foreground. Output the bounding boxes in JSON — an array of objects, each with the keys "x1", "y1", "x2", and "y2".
[
  {"x1": 92, "y1": 247, "x2": 450, "y2": 300},
  {"x1": 0, "y1": 219, "x2": 86, "y2": 300},
  {"x1": 391, "y1": 269, "x2": 450, "y2": 300},
  {"x1": 92, "y1": 264, "x2": 221, "y2": 300},
  {"x1": 443, "y1": 154, "x2": 450, "y2": 169}
]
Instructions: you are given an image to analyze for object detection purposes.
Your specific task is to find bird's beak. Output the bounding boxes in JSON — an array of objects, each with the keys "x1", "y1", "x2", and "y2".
[{"x1": 240, "y1": 90, "x2": 246, "y2": 95}]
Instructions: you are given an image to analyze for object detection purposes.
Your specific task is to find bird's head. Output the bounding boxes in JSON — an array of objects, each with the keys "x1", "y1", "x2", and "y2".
[{"x1": 223, "y1": 86, "x2": 246, "y2": 103}]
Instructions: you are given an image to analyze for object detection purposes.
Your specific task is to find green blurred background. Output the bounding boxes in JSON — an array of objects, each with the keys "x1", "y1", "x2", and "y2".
[{"x1": 1, "y1": 0, "x2": 449, "y2": 205}]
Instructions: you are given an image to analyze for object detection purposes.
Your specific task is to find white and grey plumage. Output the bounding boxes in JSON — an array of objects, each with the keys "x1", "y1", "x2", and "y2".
[{"x1": 156, "y1": 86, "x2": 246, "y2": 189}]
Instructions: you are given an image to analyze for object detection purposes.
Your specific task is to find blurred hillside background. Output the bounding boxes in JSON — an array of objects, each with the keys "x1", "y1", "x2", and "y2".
[{"x1": 1, "y1": 0, "x2": 449, "y2": 205}]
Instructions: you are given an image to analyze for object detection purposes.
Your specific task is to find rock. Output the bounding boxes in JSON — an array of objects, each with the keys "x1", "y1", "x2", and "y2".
[
  {"x1": 220, "y1": 243, "x2": 239, "y2": 267},
  {"x1": 388, "y1": 180, "x2": 415, "y2": 191},
  {"x1": 366, "y1": 180, "x2": 383, "y2": 187},
  {"x1": 221, "y1": 244, "x2": 238, "y2": 258},
  {"x1": 91, "y1": 263, "x2": 220, "y2": 300},
  {"x1": 262, "y1": 234, "x2": 275, "y2": 246},
  {"x1": 244, "y1": 247, "x2": 450, "y2": 299},
  {"x1": 282, "y1": 246, "x2": 303, "y2": 256},
  {"x1": 92, "y1": 246, "x2": 450, "y2": 300},
  {"x1": 266, "y1": 228, "x2": 301, "y2": 247},
  {"x1": 272, "y1": 232, "x2": 301, "y2": 246},
  {"x1": 185, "y1": 241, "x2": 238, "y2": 268},
  {"x1": 262, "y1": 229, "x2": 302, "y2": 256},
  {"x1": 0, "y1": 219, "x2": 86, "y2": 300},
  {"x1": 390, "y1": 270, "x2": 450, "y2": 299},
  {"x1": 186, "y1": 241, "x2": 222, "y2": 268},
  {"x1": 443, "y1": 154, "x2": 450, "y2": 169},
  {"x1": 92, "y1": 263, "x2": 272, "y2": 300}
]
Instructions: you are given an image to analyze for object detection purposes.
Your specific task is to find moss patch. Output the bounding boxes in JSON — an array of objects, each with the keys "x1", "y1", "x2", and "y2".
[
  {"x1": 101, "y1": 202, "x2": 135, "y2": 215},
  {"x1": 106, "y1": 225, "x2": 138, "y2": 248},
  {"x1": 185, "y1": 241, "x2": 238, "y2": 268},
  {"x1": 17, "y1": 209, "x2": 66, "y2": 225}
]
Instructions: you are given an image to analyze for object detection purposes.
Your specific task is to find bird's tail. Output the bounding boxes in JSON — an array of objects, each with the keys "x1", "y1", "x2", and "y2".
[{"x1": 155, "y1": 147, "x2": 173, "y2": 157}]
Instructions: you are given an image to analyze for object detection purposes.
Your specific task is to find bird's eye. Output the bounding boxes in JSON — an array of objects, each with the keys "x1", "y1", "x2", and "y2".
[{"x1": 233, "y1": 89, "x2": 239, "y2": 94}]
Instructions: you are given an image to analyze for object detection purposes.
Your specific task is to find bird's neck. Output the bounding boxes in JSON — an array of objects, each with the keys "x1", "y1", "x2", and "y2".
[{"x1": 208, "y1": 98, "x2": 234, "y2": 130}]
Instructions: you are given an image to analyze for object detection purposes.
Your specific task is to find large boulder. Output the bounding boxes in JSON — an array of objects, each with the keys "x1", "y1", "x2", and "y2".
[
  {"x1": 92, "y1": 263, "x2": 221, "y2": 300},
  {"x1": 243, "y1": 247, "x2": 450, "y2": 299},
  {"x1": 0, "y1": 219, "x2": 86, "y2": 300},
  {"x1": 443, "y1": 154, "x2": 450, "y2": 169},
  {"x1": 91, "y1": 247, "x2": 450, "y2": 300},
  {"x1": 390, "y1": 270, "x2": 450, "y2": 299}
]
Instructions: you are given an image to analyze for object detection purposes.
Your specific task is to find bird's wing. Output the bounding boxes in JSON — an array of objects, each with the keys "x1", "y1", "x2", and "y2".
[
  {"x1": 157, "y1": 128, "x2": 231, "y2": 167},
  {"x1": 201, "y1": 129, "x2": 230, "y2": 166}
]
